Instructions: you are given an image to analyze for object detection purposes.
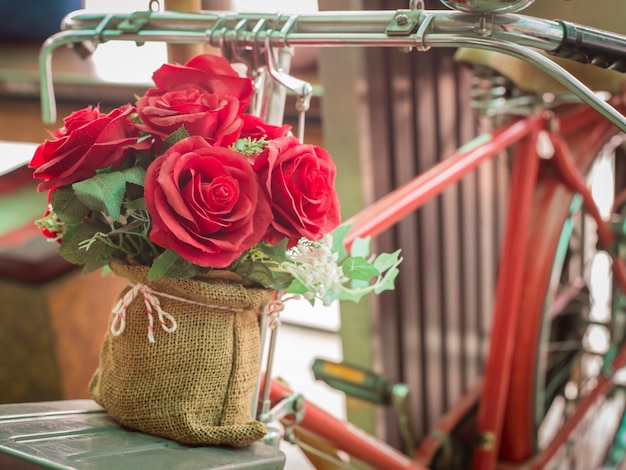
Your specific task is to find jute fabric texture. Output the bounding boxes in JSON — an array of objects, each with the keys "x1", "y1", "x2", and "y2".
[{"x1": 89, "y1": 259, "x2": 272, "y2": 447}]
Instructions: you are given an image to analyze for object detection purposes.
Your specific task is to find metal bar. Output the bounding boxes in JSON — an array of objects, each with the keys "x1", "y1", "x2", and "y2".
[
  {"x1": 54, "y1": 12, "x2": 568, "y2": 53},
  {"x1": 269, "y1": 378, "x2": 427, "y2": 470},
  {"x1": 38, "y1": 9, "x2": 582, "y2": 123},
  {"x1": 57, "y1": 10, "x2": 564, "y2": 49},
  {"x1": 344, "y1": 114, "x2": 543, "y2": 248},
  {"x1": 39, "y1": 8, "x2": 626, "y2": 134},
  {"x1": 424, "y1": 36, "x2": 626, "y2": 133},
  {"x1": 472, "y1": 123, "x2": 542, "y2": 469}
]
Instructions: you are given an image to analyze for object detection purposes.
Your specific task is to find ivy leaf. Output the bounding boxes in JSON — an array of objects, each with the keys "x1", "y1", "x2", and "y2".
[
  {"x1": 342, "y1": 256, "x2": 380, "y2": 281},
  {"x1": 350, "y1": 278, "x2": 369, "y2": 290},
  {"x1": 350, "y1": 236, "x2": 371, "y2": 258},
  {"x1": 161, "y1": 126, "x2": 190, "y2": 154},
  {"x1": 373, "y1": 249, "x2": 402, "y2": 272},
  {"x1": 50, "y1": 186, "x2": 90, "y2": 225},
  {"x1": 373, "y1": 250, "x2": 402, "y2": 294},
  {"x1": 338, "y1": 287, "x2": 369, "y2": 303},
  {"x1": 374, "y1": 266, "x2": 400, "y2": 295},
  {"x1": 148, "y1": 250, "x2": 200, "y2": 280},
  {"x1": 331, "y1": 224, "x2": 350, "y2": 262},
  {"x1": 72, "y1": 167, "x2": 146, "y2": 220}
]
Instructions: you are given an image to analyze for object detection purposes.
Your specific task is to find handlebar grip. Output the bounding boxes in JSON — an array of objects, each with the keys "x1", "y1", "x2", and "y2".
[{"x1": 551, "y1": 20, "x2": 626, "y2": 72}]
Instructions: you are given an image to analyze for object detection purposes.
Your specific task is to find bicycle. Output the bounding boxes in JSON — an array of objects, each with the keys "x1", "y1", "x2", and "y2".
[{"x1": 36, "y1": 0, "x2": 626, "y2": 468}]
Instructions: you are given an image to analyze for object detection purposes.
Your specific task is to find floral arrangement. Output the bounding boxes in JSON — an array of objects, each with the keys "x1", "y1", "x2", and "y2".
[{"x1": 30, "y1": 53, "x2": 400, "y2": 306}]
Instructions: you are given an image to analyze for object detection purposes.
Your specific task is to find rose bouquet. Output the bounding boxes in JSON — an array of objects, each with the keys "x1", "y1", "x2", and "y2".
[
  {"x1": 27, "y1": 52, "x2": 402, "y2": 447},
  {"x1": 30, "y1": 53, "x2": 401, "y2": 306}
]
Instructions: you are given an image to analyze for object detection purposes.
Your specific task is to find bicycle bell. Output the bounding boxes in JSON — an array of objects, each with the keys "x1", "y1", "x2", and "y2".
[{"x1": 440, "y1": 0, "x2": 535, "y2": 13}]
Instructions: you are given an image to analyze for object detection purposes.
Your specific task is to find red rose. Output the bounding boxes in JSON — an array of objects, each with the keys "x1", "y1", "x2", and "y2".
[
  {"x1": 240, "y1": 114, "x2": 292, "y2": 141},
  {"x1": 151, "y1": 54, "x2": 253, "y2": 113},
  {"x1": 254, "y1": 136, "x2": 341, "y2": 246},
  {"x1": 30, "y1": 105, "x2": 150, "y2": 191},
  {"x1": 136, "y1": 88, "x2": 243, "y2": 146},
  {"x1": 144, "y1": 136, "x2": 271, "y2": 268},
  {"x1": 50, "y1": 106, "x2": 100, "y2": 138}
]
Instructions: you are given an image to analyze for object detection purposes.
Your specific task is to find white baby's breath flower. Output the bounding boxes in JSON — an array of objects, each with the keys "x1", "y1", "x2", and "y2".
[{"x1": 282, "y1": 234, "x2": 349, "y2": 306}]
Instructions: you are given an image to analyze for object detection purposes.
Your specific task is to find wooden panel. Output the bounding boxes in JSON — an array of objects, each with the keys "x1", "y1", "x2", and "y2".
[{"x1": 357, "y1": 0, "x2": 508, "y2": 446}]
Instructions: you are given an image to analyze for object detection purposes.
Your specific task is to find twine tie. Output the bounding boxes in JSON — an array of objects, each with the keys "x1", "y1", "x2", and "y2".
[
  {"x1": 263, "y1": 295, "x2": 300, "y2": 329},
  {"x1": 111, "y1": 283, "x2": 178, "y2": 343}
]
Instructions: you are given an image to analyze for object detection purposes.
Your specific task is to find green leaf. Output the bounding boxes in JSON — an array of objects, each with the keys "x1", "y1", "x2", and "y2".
[
  {"x1": 148, "y1": 250, "x2": 177, "y2": 280},
  {"x1": 374, "y1": 267, "x2": 400, "y2": 295},
  {"x1": 338, "y1": 289, "x2": 369, "y2": 304},
  {"x1": 51, "y1": 186, "x2": 90, "y2": 225},
  {"x1": 350, "y1": 236, "x2": 371, "y2": 258},
  {"x1": 58, "y1": 221, "x2": 117, "y2": 266},
  {"x1": 143, "y1": 250, "x2": 199, "y2": 280},
  {"x1": 373, "y1": 249, "x2": 402, "y2": 272},
  {"x1": 350, "y1": 278, "x2": 369, "y2": 290},
  {"x1": 342, "y1": 256, "x2": 380, "y2": 281},
  {"x1": 81, "y1": 258, "x2": 112, "y2": 276},
  {"x1": 231, "y1": 137, "x2": 269, "y2": 157},
  {"x1": 124, "y1": 197, "x2": 148, "y2": 211},
  {"x1": 161, "y1": 126, "x2": 190, "y2": 154},
  {"x1": 267, "y1": 272, "x2": 295, "y2": 290},
  {"x1": 259, "y1": 239, "x2": 290, "y2": 264},
  {"x1": 232, "y1": 255, "x2": 293, "y2": 289},
  {"x1": 72, "y1": 167, "x2": 146, "y2": 220},
  {"x1": 134, "y1": 149, "x2": 155, "y2": 170},
  {"x1": 286, "y1": 277, "x2": 308, "y2": 295},
  {"x1": 165, "y1": 258, "x2": 201, "y2": 279},
  {"x1": 331, "y1": 224, "x2": 350, "y2": 262},
  {"x1": 122, "y1": 166, "x2": 146, "y2": 186},
  {"x1": 250, "y1": 261, "x2": 289, "y2": 288},
  {"x1": 286, "y1": 278, "x2": 315, "y2": 305}
]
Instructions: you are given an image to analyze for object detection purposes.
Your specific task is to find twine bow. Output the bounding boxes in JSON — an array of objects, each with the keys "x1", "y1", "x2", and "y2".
[{"x1": 111, "y1": 283, "x2": 178, "y2": 343}]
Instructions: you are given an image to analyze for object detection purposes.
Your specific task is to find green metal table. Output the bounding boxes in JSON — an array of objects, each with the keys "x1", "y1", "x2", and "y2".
[{"x1": 0, "y1": 400, "x2": 285, "y2": 469}]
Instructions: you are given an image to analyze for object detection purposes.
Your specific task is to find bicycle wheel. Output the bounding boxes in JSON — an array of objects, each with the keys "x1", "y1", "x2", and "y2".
[{"x1": 500, "y1": 105, "x2": 626, "y2": 466}]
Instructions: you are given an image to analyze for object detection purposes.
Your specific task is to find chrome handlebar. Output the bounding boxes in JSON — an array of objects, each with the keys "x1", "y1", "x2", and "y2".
[{"x1": 39, "y1": 8, "x2": 626, "y2": 131}]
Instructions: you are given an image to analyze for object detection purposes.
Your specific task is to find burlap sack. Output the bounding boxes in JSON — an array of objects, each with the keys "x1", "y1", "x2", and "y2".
[{"x1": 89, "y1": 259, "x2": 273, "y2": 447}]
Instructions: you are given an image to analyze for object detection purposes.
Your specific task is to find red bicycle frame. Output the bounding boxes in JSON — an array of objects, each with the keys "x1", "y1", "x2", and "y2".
[{"x1": 269, "y1": 100, "x2": 626, "y2": 469}]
